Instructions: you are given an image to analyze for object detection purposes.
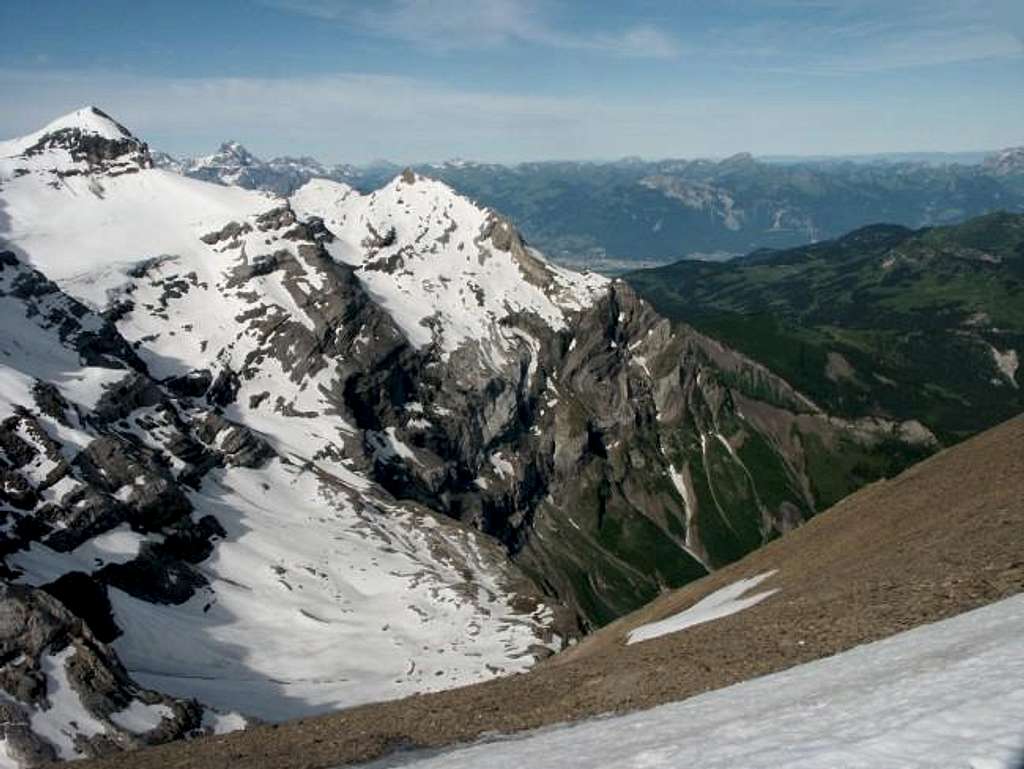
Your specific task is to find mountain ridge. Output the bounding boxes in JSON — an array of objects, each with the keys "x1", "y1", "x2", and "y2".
[
  {"x1": 155, "y1": 139, "x2": 1024, "y2": 270},
  {"x1": 0, "y1": 108, "x2": 950, "y2": 766}
]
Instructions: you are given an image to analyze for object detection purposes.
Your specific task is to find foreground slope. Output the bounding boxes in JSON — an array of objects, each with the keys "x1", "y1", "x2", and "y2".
[
  {"x1": 339, "y1": 594, "x2": 1024, "y2": 769},
  {"x1": 72, "y1": 413, "x2": 1024, "y2": 769}
]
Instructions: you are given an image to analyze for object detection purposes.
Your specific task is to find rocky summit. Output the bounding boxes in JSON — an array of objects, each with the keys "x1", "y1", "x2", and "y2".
[{"x1": 0, "y1": 108, "x2": 935, "y2": 766}]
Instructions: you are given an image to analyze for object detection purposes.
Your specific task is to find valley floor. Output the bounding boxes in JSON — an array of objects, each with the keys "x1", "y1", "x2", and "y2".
[{"x1": 68, "y1": 413, "x2": 1024, "y2": 769}]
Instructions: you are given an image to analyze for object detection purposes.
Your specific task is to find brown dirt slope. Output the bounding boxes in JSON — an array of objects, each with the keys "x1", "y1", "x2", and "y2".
[{"x1": 71, "y1": 413, "x2": 1024, "y2": 769}]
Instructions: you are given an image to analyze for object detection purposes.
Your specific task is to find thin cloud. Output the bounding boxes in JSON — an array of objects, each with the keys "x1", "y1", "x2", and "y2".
[
  {"x1": 262, "y1": 0, "x2": 681, "y2": 59},
  {"x1": 701, "y1": 0, "x2": 1023, "y2": 73},
  {"x1": 1, "y1": 68, "x2": 1020, "y2": 164}
]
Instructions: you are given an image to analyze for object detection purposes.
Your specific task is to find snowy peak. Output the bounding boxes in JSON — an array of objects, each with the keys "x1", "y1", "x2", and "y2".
[
  {"x1": 290, "y1": 173, "x2": 607, "y2": 357},
  {"x1": 155, "y1": 142, "x2": 362, "y2": 196},
  {"x1": 983, "y1": 146, "x2": 1024, "y2": 176},
  {"x1": 195, "y1": 140, "x2": 260, "y2": 170},
  {"x1": 35, "y1": 106, "x2": 133, "y2": 142},
  {"x1": 0, "y1": 105, "x2": 150, "y2": 178}
]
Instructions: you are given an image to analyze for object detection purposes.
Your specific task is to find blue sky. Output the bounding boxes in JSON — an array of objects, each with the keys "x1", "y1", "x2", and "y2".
[{"x1": 1, "y1": 0, "x2": 1022, "y2": 162}]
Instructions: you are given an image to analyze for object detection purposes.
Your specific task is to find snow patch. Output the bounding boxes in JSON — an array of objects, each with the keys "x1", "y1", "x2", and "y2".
[
  {"x1": 627, "y1": 571, "x2": 778, "y2": 645},
  {"x1": 109, "y1": 701, "x2": 173, "y2": 734},
  {"x1": 991, "y1": 346, "x2": 1019, "y2": 388}
]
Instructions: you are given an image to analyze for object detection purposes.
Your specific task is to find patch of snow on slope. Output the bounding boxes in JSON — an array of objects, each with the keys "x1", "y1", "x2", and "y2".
[
  {"x1": 370, "y1": 593, "x2": 1024, "y2": 769},
  {"x1": 991, "y1": 346, "x2": 1019, "y2": 388},
  {"x1": 29, "y1": 648, "x2": 107, "y2": 760},
  {"x1": 10, "y1": 527, "x2": 149, "y2": 585},
  {"x1": 627, "y1": 571, "x2": 778, "y2": 645},
  {"x1": 109, "y1": 701, "x2": 173, "y2": 734},
  {"x1": 0, "y1": 740, "x2": 18, "y2": 769},
  {"x1": 201, "y1": 709, "x2": 248, "y2": 735}
]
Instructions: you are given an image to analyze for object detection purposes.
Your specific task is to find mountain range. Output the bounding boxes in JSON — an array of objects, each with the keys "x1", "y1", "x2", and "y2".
[
  {"x1": 155, "y1": 142, "x2": 1024, "y2": 272},
  {"x1": 0, "y1": 107, "x2": 952, "y2": 765}
]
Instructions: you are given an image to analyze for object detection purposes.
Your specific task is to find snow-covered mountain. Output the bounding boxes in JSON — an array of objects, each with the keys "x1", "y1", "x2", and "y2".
[
  {"x1": 153, "y1": 141, "x2": 361, "y2": 196},
  {"x1": 0, "y1": 107, "x2": 935, "y2": 766},
  {"x1": 983, "y1": 146, "x2": 1024, "y2": 177}
]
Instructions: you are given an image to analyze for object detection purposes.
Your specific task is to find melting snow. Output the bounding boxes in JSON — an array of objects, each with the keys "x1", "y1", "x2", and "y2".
[
  {"x1": 991, "y1": 346, "x2": 1019, "y2": 388},
  {"x1": 108, "y1": 461, "x2": 554, "y2": 721},
  {"x1": 108, "y1": 700, "x2": 173, "y2": 734},
  {"x1": 627, "y1": 571, "x2": 778, "y2": 645},
  {"x1": 29, "y1": 648, "x2": 107, "y2": 760}
]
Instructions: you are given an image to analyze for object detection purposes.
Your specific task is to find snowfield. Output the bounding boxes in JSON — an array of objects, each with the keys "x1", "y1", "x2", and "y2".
[{"x1": 359, "y1": 593, "x2": 1024, "y2": 769}]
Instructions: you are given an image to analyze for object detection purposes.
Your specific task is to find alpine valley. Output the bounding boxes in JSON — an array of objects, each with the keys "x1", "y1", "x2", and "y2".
[{"x1": 0, "y1": 107, "x2": 1004, "y2": 767}]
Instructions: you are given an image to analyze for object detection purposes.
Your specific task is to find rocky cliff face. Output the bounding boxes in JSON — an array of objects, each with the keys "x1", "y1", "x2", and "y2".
[{"x1": 0, "y1": 109, "x2": 934, "y2": 765}]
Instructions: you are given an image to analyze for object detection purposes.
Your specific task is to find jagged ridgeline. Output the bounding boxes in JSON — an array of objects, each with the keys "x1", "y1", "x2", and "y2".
[
  {"x1": 0, "y1": 108, "x2": 932, "y2": 765},
  {"x1": 156, "y1": 143, "x2": 1024, "y2": 271}
]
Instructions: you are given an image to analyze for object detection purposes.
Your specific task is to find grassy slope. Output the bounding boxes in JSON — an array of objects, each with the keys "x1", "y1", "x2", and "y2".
[{"x1": 627, "y1": 212, "x2": 1024, "y2": 442}]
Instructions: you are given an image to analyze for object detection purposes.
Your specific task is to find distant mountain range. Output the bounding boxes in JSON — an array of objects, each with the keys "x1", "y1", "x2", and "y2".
[{"x1": 155, "y1": 143, "x2": 1024, "y2": 272}]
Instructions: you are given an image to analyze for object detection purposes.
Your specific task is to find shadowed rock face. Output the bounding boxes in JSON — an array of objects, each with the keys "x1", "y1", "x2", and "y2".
[{"x1": 343, "y1": 275, "x2": 933, "y2": 627}]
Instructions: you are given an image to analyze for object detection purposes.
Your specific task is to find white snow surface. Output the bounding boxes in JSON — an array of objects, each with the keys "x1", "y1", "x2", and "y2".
[
  {"x1": 0, "y1": 164, "x2": 271, "y2": 309},
  {"x1": 29, "y1": 648, "x2": 108, "y2": 761},
  {"x1": 627, "y1": 570, "x2": 778, "y2": 645},
  {"x1": 291, "y1": 177, "x2": 607, "y2": 358},
  {"x1": 108, "y1": 700, "x2": 173, "y2": 734},
  {"x1": 991, "y1": 346, "x2": 1019, "y2": 388},
  {"x1": 108, "y1": 460, "x2": 556, "y2": 721},
  {"x1": 359, "y1": 593, "x2": 1024, "y2": 769}
]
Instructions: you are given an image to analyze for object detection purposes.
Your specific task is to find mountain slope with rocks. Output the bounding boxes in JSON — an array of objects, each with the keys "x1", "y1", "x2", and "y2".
[
  {"x1": 0, "y1": 107, "x2": 934, "y2": 766},
  {"x1": 70, "y1": 411, "x2": 1024, "y2": 769}
]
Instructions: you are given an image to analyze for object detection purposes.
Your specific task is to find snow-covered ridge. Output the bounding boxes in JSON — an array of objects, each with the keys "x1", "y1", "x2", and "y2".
[
  {"x1": 0, "y1": 106, "x2": 131, "y2": 158},
  {"x1": 291, "y1": 174, "x2": 608, "y2": 357}
]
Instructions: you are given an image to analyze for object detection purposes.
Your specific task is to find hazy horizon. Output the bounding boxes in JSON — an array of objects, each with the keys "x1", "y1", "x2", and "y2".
[{"x1": 2, "y1": 1, "x2": 1022, "y2": 164}]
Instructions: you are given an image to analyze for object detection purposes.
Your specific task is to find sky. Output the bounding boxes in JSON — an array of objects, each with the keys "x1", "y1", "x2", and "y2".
[{"x1": 1, "y1": 0, "x2": 1022, "y2": 163}]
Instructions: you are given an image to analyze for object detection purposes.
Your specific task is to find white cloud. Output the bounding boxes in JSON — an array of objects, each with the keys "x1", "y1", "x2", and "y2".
[{"x1": 263, "y1": 0, "x2": 680, "y2": 59}]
